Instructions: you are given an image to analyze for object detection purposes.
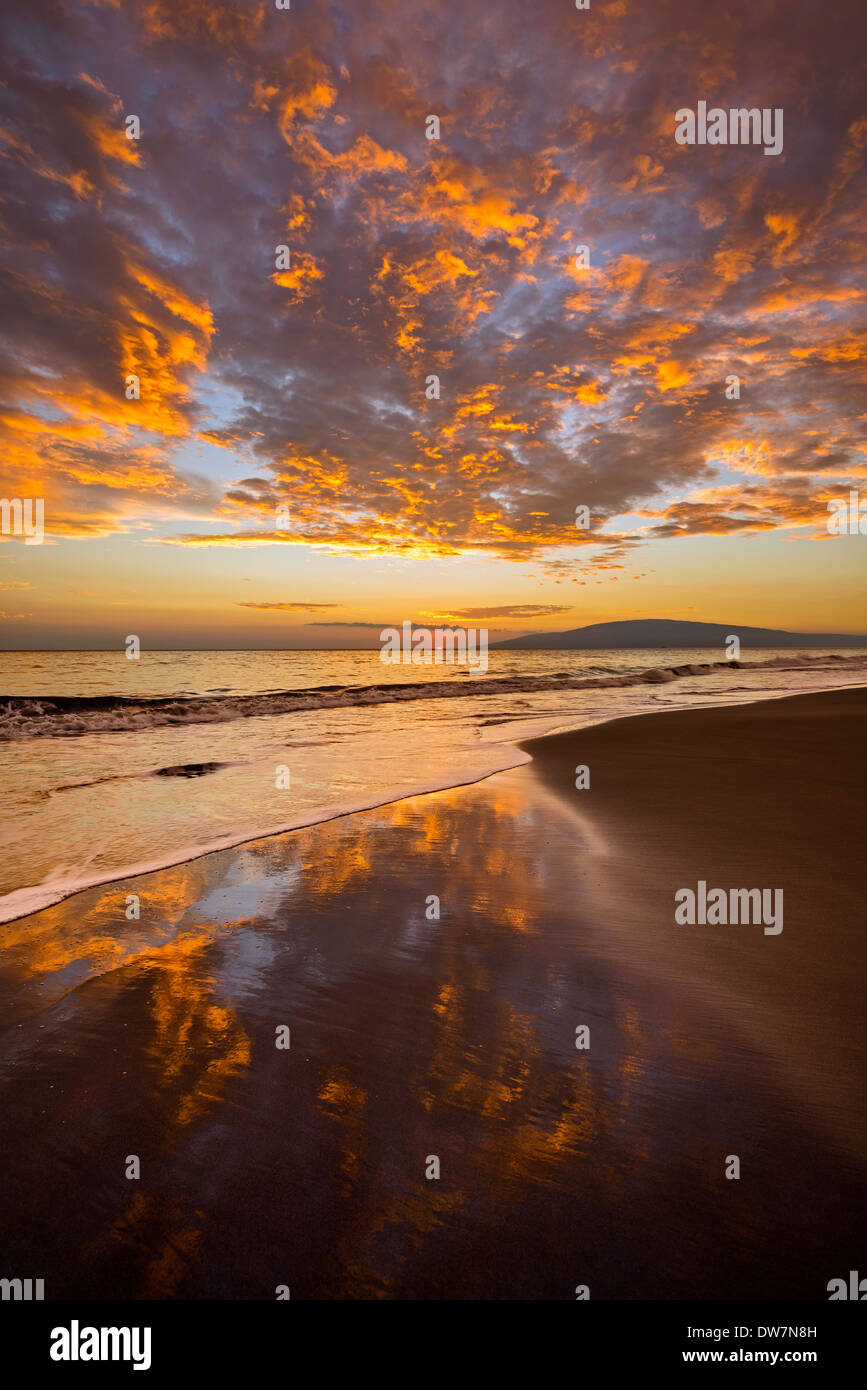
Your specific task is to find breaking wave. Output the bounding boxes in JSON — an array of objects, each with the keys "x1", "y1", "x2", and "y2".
[{"x1": 0, "y1": 652, "x2": 862, "y2": 741}]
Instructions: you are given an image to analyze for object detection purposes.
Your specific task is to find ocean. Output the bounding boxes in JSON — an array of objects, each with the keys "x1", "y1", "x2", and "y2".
[{"x1": 1, "y1": 646, "x2": 865, "y2": 924}]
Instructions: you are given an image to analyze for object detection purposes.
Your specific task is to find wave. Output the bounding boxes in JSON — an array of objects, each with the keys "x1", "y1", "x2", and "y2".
[
  {"x1": 0, "y1": 652, "x2": 863, "y2": 741},
  {"x1": 0, "y1": 748, "x2": 532, "y2": 925}
]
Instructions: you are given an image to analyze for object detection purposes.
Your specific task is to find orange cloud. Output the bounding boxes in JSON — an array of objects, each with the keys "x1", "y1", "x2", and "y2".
[
  {"x1": 656, "y1": 360, "x2": 691, "y2": 392},
  {"x1": 272, "y1": 253, "x2": 324, "y2": 301}
]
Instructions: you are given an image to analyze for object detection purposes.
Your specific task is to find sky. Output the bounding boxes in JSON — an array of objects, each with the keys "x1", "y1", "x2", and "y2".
[{"x1": 0, "y1": 0, "x2": 865, "y2": 649}]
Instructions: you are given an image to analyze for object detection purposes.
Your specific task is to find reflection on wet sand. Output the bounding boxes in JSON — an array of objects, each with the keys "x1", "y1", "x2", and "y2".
[{"x1": 0, "y1": 753, "x2": 863, "y2": 1299}]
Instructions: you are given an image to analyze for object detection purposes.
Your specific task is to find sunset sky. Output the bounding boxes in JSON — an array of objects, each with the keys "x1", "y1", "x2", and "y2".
[{"x1": 0, "y1": 0, "x2": 864, "y2": 648}]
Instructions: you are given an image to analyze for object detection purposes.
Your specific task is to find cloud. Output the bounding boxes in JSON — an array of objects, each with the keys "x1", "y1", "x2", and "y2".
[
  {"x1": 0, "y1": 0, "x2": 863, "y2": 562},
  {"x1": 430, "y1": 605, "x2": 575, "y2": 619},
  {"x1": 237, "y1": 601, "x2": 343, "y2": 611}
]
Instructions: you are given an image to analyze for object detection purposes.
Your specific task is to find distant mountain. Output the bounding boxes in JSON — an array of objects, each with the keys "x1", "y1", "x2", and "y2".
[{"x1": 491, "y1": 619, "x2": 867, "y2": 649}]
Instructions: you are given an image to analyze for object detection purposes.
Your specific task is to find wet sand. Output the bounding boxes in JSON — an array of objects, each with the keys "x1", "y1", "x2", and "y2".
[{"x1": 0, "y1": 688, "x2": 864, "y2": 1299}]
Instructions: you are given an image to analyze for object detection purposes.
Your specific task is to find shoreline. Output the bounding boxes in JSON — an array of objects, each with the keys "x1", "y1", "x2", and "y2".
[{"x1": 2, "y1": 678, "x2": 865, "y2": 929}]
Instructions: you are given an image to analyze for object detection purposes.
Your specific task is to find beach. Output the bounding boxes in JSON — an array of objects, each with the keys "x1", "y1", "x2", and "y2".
[{"x1": 0, "y1": 686, "x2": 864, "y2": 1299}]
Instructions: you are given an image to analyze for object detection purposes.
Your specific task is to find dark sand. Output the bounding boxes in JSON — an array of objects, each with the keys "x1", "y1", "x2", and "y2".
[
  {"x1": 522, "y1": 686, "x2": 867, "y2": 1164},
  {"x1": 0, "y1": 687, "x2": 864, "y2": 1299}
]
